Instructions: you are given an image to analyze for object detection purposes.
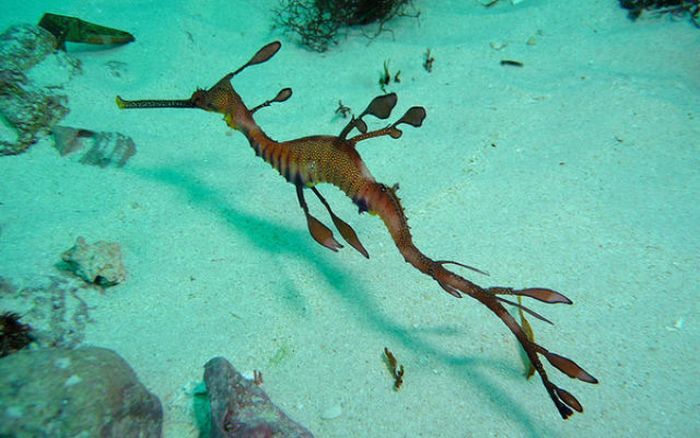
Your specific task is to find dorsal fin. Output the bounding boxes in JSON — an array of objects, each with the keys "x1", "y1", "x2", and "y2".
[
  {"x1": 231, "y1": 41, "x2": 282, "y2": 76},
  {"x1": 393, "y1": 106, "x2": 426, "y2": 128},
  {"x1": 340, "y1": 93, "x2": 398, "y2": 138},
  {"x1": 250, "y1": 88, "x2": 293, "y2": 114},
  {"x1": 361, "y1": 93, "x2": 397, "y2": 120}
]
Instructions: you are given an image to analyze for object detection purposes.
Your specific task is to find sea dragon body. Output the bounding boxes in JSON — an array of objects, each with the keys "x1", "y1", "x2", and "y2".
[{"x1": 117, "y1": 41, "x2": 597, "y2": 419}]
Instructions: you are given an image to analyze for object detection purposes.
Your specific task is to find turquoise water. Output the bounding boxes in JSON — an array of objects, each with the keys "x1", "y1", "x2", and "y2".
[{"x1": 1, "y1": 1, "x2": 699, "y2": 436}]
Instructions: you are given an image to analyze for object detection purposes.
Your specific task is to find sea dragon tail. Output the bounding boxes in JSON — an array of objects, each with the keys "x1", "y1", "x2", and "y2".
[{"x1": 366, "y1": 181, "x2": 598, "y2": 419}]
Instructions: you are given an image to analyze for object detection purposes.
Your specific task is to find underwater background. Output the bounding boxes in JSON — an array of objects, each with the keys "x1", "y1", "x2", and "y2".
[{"x1": 1, "y1": 0, "x2": 699, "y2": 436}]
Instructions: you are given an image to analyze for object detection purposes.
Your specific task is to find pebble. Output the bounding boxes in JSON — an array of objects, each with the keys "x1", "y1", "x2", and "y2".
[
  {"x1": 490, "y1": 41, "x2": 507, "y2": 51},
  {"x1": 64, "y1": 374, "x2": 82, "y2": 386},
  {"x1": 320, "y1": 404, "x2": 342, "y2": 420}
]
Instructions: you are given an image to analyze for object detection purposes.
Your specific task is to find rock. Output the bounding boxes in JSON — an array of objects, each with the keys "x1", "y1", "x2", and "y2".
[
  {"x1": 0, "y1": 23, "x2": 137, "y2": 159},
  {"x1": 203, "y1": 356, "x2": 314, "y2": 437},
  {"x1": 52, "y1": 126, "x2": 137, "y2": 167},
  {"x1": 0, "y1": 24, "x2": 56, "y2": 73},
  {"x1": 0, "y1": 24, "x2": 79, "y2": 155},
  {"x1": 0, "y1": 347, "x2": 162, "y2": 437},
  {"x1": 0, "y1": 275, "x2": 92, "y2": 348},
  {"x1": 61, "y1": 236, "x2": 126, "y2": 287}
]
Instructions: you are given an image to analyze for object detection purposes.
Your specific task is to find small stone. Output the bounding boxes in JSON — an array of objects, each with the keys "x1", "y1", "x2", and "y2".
[
  {"x1": 490, "y1": 41, "x2": 507, "y2": 51},
  {"x1": 64, "y1": 374, "x2": 82, "y2": 386},
  {"x1": 6, "y1": 406, "x2": 23, "y2": 418},
  {"x1": 320, "y1": 404, "x2": 342, "y2": 420},
  {"x1": 55, "y1": 357, "x2": 71, "y2": 369}
]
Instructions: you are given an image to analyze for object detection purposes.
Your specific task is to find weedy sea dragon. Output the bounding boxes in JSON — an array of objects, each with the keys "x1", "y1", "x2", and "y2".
[{"x1": 116, "y1": 41, "x2": 598, "y2": 419}]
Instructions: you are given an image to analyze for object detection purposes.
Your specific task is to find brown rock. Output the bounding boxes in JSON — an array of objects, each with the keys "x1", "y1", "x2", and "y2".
[
  {"x1": 0, "y1": 347, "x2": 162, "y2": 437},
  {"x1": 204, "y1": 356, "x2": 314, "y2": 437}
]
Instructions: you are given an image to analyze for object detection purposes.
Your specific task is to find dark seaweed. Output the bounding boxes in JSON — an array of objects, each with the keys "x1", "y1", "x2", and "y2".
[
  {"x1": 0, "y1": 311, "x2": 34, "y2": 357},
  {"x1": 272, "y1": 0, "x2": 419, "y2": 52},
  {"x1": 619, "y1": 0, "x2": 699, "y2": 26}
]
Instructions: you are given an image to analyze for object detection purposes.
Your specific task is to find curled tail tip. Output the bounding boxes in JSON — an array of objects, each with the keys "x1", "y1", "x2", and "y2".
[
  {"x1": 115, "y1": 96, "x2": 126, "y2": 109},
  {"x1": 553, "y1": 385, "x2": 584, "y2": 418}
]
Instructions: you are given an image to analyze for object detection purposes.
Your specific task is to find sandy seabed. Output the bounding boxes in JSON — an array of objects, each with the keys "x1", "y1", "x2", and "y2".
[{"x1": 2, "y1": 1, "x2": 699, "y2": 436}]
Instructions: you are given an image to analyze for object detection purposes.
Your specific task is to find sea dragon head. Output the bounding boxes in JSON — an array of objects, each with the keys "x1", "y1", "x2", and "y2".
[{"x1": 116, "y1": 41, "x2": 290, "y2": 133}]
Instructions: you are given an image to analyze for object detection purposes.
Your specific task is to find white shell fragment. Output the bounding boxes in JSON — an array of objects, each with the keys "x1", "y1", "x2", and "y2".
[
  {"x1": 320, "y1": 404, "x2": 343, "y2": 420},
  {"x1": 490, "y1": 41, "x2": 508, "y2": 51}
]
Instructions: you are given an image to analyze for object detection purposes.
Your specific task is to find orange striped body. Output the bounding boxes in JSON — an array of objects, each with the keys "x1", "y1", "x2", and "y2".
[
  {"x1": 247, "y1": 125, "x2": 438, "y2": 276},
  {"x1": 248, "y1": 130, "x2": 378, "y2": 209}
]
